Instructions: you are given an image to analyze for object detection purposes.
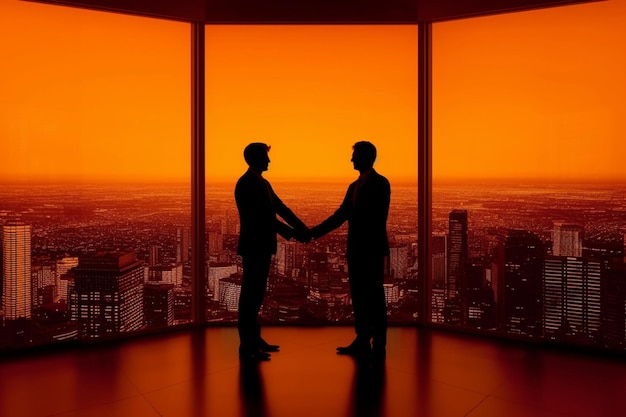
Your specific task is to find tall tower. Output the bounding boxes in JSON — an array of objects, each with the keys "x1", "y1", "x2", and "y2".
[
  {"x1": 70, "y1": 251, "x2": 144, "y2": 338},
  {"x1": 543, "y1": 256, "x2": 602, "y2": 344},
  {"x1": 444, "y1": 210, "x2": 468, "y2": 324},
  {"x1": 431, "y1": 234, "x2": 447, "y2": 288},
  {"x1": 176, "y1": 226, "x2": 190, "y2": 264},
  {"x1": 276, "y1": 241, "x2": 297, "y2": 278},
  {"x1": 504, "y1": 229, "x2": 544, "y2": 337},
  {"x1": 149, "y1": 245, "x2": 161, "y2": 266},
  {"x1": 389, "y1": 245, "x2": 409, "y2": 279},
  {"x1": 447, "y1": 210, "x2": 468, "y2": 300},
  {"x1": 2, "y1": 222, "x2": 32, "y2": 320},
  {"x1": 143, "y1": 284, "x2": 175, "y2": 328},
  {"x1": 207, "y1": 230, "x2": 223, "y2": 256},
  {"x1": 552, "y1": 222, "x2": 583, "y2": 257}
]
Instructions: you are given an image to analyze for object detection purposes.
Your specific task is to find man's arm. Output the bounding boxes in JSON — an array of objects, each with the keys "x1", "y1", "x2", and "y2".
[{"x1": 310, "y1": 184, "x2": 353, "y2": 239}]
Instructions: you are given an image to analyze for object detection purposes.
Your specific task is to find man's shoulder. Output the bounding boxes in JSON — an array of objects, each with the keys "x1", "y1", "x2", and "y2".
[
  {"x1": 370, "y1": 170, "x2": 390, "y2": 186},
  {"x1": 236, "y1": 170, "x2": 254, "y2": 184}
]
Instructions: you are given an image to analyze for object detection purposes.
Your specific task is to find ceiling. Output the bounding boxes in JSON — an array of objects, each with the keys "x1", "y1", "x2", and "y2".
[{"x1": 27, "y1": 0, "x2": 601, "y2": 23}]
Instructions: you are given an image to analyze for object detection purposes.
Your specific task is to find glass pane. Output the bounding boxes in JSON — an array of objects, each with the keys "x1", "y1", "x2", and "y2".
[
  {"x1": 0, "y1": 1, "x2": 190, "y2": 350},
  {"x1": 432, "y1": 0, "x2": 626, "y2": 351},
  {"x1": 205, "y1": 25, "x2": 418, "y2": 324}
]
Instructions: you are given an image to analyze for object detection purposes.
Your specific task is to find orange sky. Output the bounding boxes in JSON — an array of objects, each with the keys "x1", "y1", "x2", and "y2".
[
  {"x1": 1, "y1": 0, "x2": 625, "y2": 184},
  {"x1": 433, "y1": 0, "x2": 626, "y2": 183}
]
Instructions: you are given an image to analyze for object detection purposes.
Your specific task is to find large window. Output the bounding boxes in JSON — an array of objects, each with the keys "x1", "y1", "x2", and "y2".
[
  {"x1": 431, "y1": 0, "x2": 626, "y2": 351},
  {"x1": 0, "y1": 1, "x2": 191, "y2": 350},
  {"x1": 204, "y1": 25, "x2": 418, "y2": 324}
]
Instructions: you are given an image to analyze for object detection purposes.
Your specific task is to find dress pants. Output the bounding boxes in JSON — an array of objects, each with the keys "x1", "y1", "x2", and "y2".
[
  {"x1": 238, "y1": 253, "x2": 272, "y2": 353},
  {"x1": 347, "y1": 253, "x2": 387, "y2": 350}
]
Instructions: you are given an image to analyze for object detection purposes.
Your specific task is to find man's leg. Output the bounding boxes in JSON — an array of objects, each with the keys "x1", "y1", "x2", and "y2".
[
  {"x1": 336, "y1": 256, "x2": 372, "y2": 356},
  {"x1": 369, "y1": 256, "x2": 387, "y2": 356},
  {"x1": 238, "y1": 254, "x2": 271, "y2": 356}
]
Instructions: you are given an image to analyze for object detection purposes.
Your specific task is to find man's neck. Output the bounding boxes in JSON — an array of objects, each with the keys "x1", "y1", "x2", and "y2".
[{"x1": 249, "y1": 167, "x2": 263, "y2": 177}]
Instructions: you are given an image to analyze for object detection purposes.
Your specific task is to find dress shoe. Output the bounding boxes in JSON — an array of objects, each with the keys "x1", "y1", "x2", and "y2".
[
  {"x1": 336, "y1": 340, "x2": 371, "y2": 357},
  {"x1": 258, "y1": 338, "x2": 280, "y2": 352},
  {"x1": 239, "y1": 349, "x2": 271, "y2": 361}
]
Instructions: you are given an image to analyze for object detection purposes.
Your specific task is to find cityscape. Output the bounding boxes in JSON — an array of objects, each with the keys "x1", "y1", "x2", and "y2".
[{"x1": 1, "y1": 180, "x2": 625, "y2": 352}]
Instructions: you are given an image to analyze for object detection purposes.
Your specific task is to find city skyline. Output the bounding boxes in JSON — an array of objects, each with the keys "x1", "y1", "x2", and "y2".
[{"x1": 1, "y1": 180, "x2": 625, "y2": 353}]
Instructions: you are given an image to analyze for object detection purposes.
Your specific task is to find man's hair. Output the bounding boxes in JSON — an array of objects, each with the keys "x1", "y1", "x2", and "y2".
[
  {"x1": 243, "y1": 142, "x2": 271, "y2": 165},
  {"x1": 353, "y1": 141, "x2": 377, "y2": 166}
]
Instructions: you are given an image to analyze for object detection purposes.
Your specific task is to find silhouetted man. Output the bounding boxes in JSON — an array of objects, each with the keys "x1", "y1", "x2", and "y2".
[
  {"x1": 235, "y1": 142, "x2": 308, "y2": 361},
  {"x1": 310, "y1": 141, "x2": 390, "y2": 359}
]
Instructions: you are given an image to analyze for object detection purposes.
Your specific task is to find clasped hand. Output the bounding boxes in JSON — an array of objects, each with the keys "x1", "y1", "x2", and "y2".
[{"x1": 293, "y1": 226, "x2": 312, "y2": 243}]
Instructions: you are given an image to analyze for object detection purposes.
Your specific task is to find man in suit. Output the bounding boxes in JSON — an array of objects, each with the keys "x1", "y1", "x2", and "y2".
[
  {"x1": 235, "y1": 142, "x2": 308, "y2": 361},
  {"x1": 310, "y1": 141, "x2": 390, "y2": 359}
]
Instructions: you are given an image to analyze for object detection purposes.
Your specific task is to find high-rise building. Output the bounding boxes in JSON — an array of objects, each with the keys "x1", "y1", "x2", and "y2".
[
  {"x1": 383, "y1": 279, "x2": 400, "y2": 304},
  {"x1": 276, "y1": 241, "x2": 298, "y2": 278},
  {"x1": 32, "y1": 264, "x2": 55, "y2": 307},
  {"x1": 145, "y1": 264, "x2": 183, "y2": 286},
  {"x1": 447, "y1": 210, "x2": 468, "y2": 300},
  {"x1": 143, "y1": 284, "x2": 175, "y2": 328},
  {"x1": 223, "y1": 210, "x2": 240, "y2": 235},
  {"x1": 219, "y1": 274, "x2": 242, "y2": 312},
  {"x1": 2, "y1": 222, "x2": 32, "y2": 320},
  {"x1": 70, "y1": 251, "x2": 144, "y2": 338},
  {"x1": 465, "y1": 262, "x2": 496, "y2": 330},
  {"x1": 176, "y1": 226, "x2": 190, "y2": 264},
  {"x1": 504, "y1": 230, "x2": 544, "y2": 337},
  {"x1": 389, "y1": 245, "x2": 409, "y2": 279},
  {"x1": 55, "y1": 257, "x2": 78, "y2": 303},
  {"x1": 307, "y1": 252, "x2": 329, "y2": 290},
  {"x1": 149, "y1": 245, "x2": 160, "y2": 266},
  {"x1": 552, "y1": 222, "x2": 583, "y2": 257},
  {"x1": 445, "y1": 210, "x2": 468, "y2": 324},
  {"x1": 208, "y1": 229, "x2": 223, "y2": 256},
  {"x1": 432, "y1": 234, "x2": 447, "y2": 288},
  {"x1": 208, "y1": 262, "x2": 238, "y2": 301},
  {"x1": 602, "y1": 263, "x2": 626, "y2": 350},
  {"x1": 544, "y1": 256, "x2": 602, "y2": 345}
]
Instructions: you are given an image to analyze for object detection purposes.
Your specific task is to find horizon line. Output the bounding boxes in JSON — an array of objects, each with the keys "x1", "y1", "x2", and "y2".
[{"x1": 1, "y1": 176, "x2": 625, "y2": 186}]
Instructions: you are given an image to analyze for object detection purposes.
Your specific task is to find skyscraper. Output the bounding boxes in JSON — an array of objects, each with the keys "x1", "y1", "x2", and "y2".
[
  {"x1": 431, "y1": 234, "x2": 447, "y2": 288},
  {"x1": 447, "y1": 210, "x2": 468, "y2": 300},
  {"x1": 208, "y1": 262, "x2": 238, "y2": 301},
  {"x1": 552, "y1": 222, "x2": 583, "y2": 257},
  {"x1": 143, "y1": 284, "x2": 175, "y2": 328},
  {"x1": 544, "y1": 256, "x2": 602, "y2": 345},
  {"x1": 219, "y1": 274, "x2": 242, "y2": 312},
  {"x1": 504, "y1": 229, "x2": 544, "y2": 337},
  {"x1": 2, "y1": 222, "x2": 32, "y2": 320},
  {"x1": 207, "y1": 230, "x2": 223, "y2": 256},
  {"x1": 389, "y1": 245, "x2": 409, "y2": 279},
  {"x1": 445, "y1": 210, "x2": 468, "y2": 324},
  {"x1": 276, "y1": 240, "x2": 298, "y2": 278},
  {"x1": 149, "y1": 245, "x2": 160, "y2": 266},
  {"x1": 176, "y1": 226, "x2": 190, "y2": 264},
  {"x1": 70, "y1": 251, "x2": 144, "y2": 338}
]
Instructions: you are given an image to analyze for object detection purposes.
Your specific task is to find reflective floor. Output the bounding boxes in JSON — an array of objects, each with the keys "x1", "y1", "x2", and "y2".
[{"x1": 1, "y1": 326, "x2": 625, "y2": 417}]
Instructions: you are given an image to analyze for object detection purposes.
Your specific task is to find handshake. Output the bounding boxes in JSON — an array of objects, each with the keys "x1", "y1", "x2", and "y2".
[{"x1": 291, "y1": 226, "x2": 318, "y2": 244}]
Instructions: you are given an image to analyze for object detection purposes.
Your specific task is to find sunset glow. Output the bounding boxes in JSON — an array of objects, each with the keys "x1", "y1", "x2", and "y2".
[{"x1": 1, "y1": 0, "x2": 625, "y2": 183}]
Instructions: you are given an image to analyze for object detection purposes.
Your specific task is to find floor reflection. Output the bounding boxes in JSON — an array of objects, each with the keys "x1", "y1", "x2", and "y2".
[
  {"x1": 349, "y1": 357, "x2": 386, "y2": 417},
  {"x1": 239, "y1": 361, "x2": 268, "y2": 417}
]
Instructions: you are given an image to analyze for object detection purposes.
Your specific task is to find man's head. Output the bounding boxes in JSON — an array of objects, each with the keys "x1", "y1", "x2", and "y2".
[
  {"x1": 243, "y1": 142, "x2": 271, "y2": 173},
  {"x1": 351, "y1": 141, "x2": 377, "y2": 172}
]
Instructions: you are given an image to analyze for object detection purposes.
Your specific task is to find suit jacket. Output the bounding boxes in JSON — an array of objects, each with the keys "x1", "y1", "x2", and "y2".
[
  {"x1": 313, "y1": 169, "x2": 390, "y2": 258},
  {"x1": 235, "y1": 169, "x2": 305, "y2": 257}
]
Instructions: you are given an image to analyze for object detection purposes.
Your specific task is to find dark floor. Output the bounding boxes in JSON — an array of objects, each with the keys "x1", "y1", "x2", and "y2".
[{"x1": 1, "y1": 326, "x2": 625, "y2": 417}]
